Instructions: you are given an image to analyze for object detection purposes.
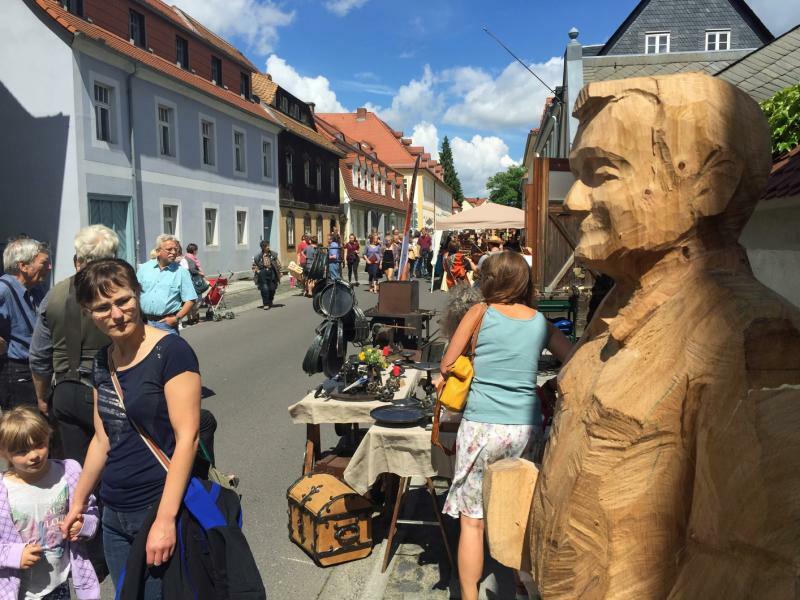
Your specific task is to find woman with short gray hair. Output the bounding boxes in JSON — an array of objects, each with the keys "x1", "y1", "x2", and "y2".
[{"x1": 0, "y1": 237, "x2": 50, "y2": 409}]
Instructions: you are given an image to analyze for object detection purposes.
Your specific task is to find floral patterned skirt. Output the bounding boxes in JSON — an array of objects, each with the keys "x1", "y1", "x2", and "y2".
[{"x1": 443, "y1": 418, "x2": 541, "y2": 519}]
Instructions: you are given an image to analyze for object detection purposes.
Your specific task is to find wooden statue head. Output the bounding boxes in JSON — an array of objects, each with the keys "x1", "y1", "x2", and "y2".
[{"x1": 565, "y1": 72, "x2": 772, "y2": 279}]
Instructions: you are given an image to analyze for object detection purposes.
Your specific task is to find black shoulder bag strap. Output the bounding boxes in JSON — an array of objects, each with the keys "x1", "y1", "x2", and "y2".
[
  {"x1": 63, "y1": 277, "x2": 84, "y2": 382},
  {"x1": 0, "y1": 278, "x2": 35, "y2": 343}
]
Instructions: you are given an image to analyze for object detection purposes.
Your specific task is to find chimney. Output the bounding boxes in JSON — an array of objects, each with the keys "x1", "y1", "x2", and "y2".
[
  {"x1": 308, "y1": 102, "x2": 315, "y2": 113},
  {"x1": 356, "y1": 107, "x2": 367, "y2": 121}
]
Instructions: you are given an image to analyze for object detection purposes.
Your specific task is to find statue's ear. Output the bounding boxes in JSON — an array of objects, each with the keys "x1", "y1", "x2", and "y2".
[{"x1": 691, "y1": 152, "x2": 742, "y2": 218}]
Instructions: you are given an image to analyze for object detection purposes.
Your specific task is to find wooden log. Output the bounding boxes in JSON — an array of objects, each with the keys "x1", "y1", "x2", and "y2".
[{"x1": 483, "y1": 458, "x2": 538, "y2": 571}]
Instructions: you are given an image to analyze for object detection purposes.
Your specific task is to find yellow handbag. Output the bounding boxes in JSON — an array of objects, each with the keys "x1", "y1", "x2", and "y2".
[{"x1": 438, "y1": 303, "x2": 488, "y2": 412}]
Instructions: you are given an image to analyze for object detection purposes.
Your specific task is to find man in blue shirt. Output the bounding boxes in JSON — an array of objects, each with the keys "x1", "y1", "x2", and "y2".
[
  {"x1": 136, "y1": 234, "x2": 197, "y2": 335},
  {"x1": 0, "y1": 237, "x2": 51, "y2": 409}
]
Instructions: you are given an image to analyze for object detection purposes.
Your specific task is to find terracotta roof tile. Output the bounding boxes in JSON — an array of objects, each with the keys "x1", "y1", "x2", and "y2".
[
  {"x1": 763, "y1": 145, "x2": 800, "y2": 201},
  {"x1": 34, "y1": 0, "x2": 279, "y2": 127},
  {"x1": 276, "y1": 112, "x2": 344, "y2": 156},
  {"x1": 316, "y1": 110, "x2": 452, "y2": 190},
  {"x1": 251, "y1": 72, "x2": 278, "y2": 104}
]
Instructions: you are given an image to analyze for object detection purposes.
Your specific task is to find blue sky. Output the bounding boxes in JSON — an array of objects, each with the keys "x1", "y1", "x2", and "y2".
[{"x1": 172, "y1": 0, "x2": 800, "y2": 196}]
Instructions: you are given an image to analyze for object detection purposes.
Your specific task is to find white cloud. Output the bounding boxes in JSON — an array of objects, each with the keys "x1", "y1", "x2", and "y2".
[
  {"x1": 364, "y1": 65, "x2": 445, "y2": 131},
  {"x1": 324, "y1": 0, "x2": 369, "y2": 17},
  {"x1": 747, "y1": 0, "x2": 800, "y2": 36},
  {"x1": 265, "y1": 55, "x2": 347, "y2": 112},
  {"x1": 451, "y1": 135, "x2": 517, "y2": 197},
  {"x1": 410, "y1": 122, "x2": 440, "y2": 160},
  {"x1": 442, "y1": 57, "x2": 563, "y2": 131},
  {"x1": 171, "y1": 0, "x2": 294, "y2": 57}
]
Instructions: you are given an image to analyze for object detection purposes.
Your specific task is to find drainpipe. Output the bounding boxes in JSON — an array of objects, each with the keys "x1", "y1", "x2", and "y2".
[{"x1": 126, "y1": 64, "x2": 141, "y2": 262}]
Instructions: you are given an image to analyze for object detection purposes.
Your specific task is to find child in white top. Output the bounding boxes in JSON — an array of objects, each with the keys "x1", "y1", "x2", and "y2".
[{"x1": 0, "y1": 407, "x2": 100, "y2": 600}]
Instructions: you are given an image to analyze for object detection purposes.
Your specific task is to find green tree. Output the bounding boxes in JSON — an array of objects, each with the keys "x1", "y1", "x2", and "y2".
[
  {"x1": 486, "y1": 164, "x2": 527, "y2": 208},
  {"x1": 761, "y1": 83, "x2": 800, "y2": 157},
  {"x1": 439, "y1": 136, "x2": 464, "y2": 201}
]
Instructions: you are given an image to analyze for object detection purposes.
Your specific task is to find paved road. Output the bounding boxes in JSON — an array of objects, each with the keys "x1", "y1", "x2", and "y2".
[{"x1": 179, "y1": 281, "x2": 449, "y2": 599}]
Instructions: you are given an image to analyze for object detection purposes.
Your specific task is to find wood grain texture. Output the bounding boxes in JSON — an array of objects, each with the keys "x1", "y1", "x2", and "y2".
[
  {"x1": 484, "y1": 458, "x2": 538, "y2": 571},
  {"x1": 529, "y1": 73, "x2": 800, "y2": 599}
]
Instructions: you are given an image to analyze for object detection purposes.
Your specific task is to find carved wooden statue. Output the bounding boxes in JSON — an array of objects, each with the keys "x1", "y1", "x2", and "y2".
[{"x1": 529, "y1": 73, "x2": 800, "y2": 598}]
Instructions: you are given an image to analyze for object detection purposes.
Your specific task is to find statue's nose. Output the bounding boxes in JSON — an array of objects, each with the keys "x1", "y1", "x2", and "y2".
[{"x1": 564, "y1": 181, "x2": 591, "y2": 214}]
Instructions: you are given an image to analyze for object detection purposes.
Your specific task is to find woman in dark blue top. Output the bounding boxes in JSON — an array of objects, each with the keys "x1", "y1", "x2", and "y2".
[{"x1": 62, "y1": 259, "x2": 201, "y2": 599}]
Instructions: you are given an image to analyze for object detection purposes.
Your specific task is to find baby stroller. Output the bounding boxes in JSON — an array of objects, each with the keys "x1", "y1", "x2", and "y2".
[{"x1": 203, "y1": 272, "x2": 235, "y2": 321}]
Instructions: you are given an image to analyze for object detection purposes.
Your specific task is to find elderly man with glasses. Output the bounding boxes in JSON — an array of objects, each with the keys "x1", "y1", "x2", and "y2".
[
  {"x1": 0, "y1": 237, "x2": 51, "y2": 409},
  {"x1": 136, "y1": 234, "x2": 197, "y2": 334}
]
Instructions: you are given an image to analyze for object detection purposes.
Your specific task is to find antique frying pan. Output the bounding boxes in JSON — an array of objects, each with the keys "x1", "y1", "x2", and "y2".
[{"x1": 317, "y1": 279, "x2": 355, "y2": 319}]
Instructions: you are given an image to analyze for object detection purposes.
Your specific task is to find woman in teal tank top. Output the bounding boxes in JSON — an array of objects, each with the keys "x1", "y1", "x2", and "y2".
[{"x1": 436, "y1": 252, "x2": 572, "y2": 600}]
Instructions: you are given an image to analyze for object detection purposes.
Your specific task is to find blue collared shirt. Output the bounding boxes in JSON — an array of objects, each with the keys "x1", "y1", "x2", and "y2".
[
  {"x1": 136, "y1": 260, "x2": 197, "y2": 317},
  {"x1": 0, "y1": 274, "x2": 43, "y2": 360}
]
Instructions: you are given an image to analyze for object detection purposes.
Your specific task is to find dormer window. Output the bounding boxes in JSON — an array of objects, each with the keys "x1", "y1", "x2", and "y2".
[
  {"x1": 63, "y1": 0, "x2": 83, "y2": 16},
  {"x1": 290, "y1": 104, "x2": 300, "y2": 120},
  {"x1": 129, "y1": 9, "x2": 146, "y2": 48},
  {"x1": 390, "y1": 181, "x2": 395, "y2": 199},
  {"x1": 645, "y1": 32, "x2": 670, "y2": 54},
  {"x1": 176, "y1": 36, "x2": 189, "y2": 69},
  {"x1": 706, "y1": 30, "x2": 730, "y2": 51},
  {"x1": 240, "y1": 72, "x2": 251, "y2": 99},
  {"x1": 211, "y1": 56, "x2": 222, "y2": 86},
  {"x1": 280, "y1": 97, "x2": 289, "y2": 113}
]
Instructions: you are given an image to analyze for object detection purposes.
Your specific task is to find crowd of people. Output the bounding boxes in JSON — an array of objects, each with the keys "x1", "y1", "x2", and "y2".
[
  {"x1": 293, "y1": 228, "x2": 435, "y2": 296},
  {"x1": 0, "y1": 228, "x2": 259, "y2": 599},
  {"x1": 0, "y1": 223, "x2": 557, "y2": 600}
]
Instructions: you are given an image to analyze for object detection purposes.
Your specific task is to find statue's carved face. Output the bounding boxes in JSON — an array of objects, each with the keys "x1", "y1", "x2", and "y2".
[
  {"x1": 564, "y1": 74, "x2": 772, "y2": 275},
  {"x1": 564, "y1": 92, "x2": 692, "y2": 270}
]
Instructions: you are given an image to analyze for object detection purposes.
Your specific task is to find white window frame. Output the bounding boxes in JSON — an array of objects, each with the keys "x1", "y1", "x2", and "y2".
[
  {"x1": 234, "y1": 207, "x2": 249, "y2": 247},
  {"x1": 89, "y1": 71, "x2": 122, "y2": 150},
  {"x1": 154, "y1": 96, "x2": 179, "y2": 160},
  {"x1": 645, "y1": 32, "x2": 670, "y2": 54},
  {"x1": 352, "y1": 159, "x2": 360, "y2": 187},
  {"x1": 261, "y1": 135, "x2": 274, "y2": 181},
  {"x1": 232, "y1": 126, "x2": 247, "y2": 176},
  {"x1": 203, "y1": 203, "x2": 220, "y2": 249},
  {"x1": 160, "y1": 199, "x2": 181, "y2": 239},
  {"x1": 390, "y1": 181, "x2": 395, "y2": 199},
  {"x1": 706, "y1": 29, "x2": 731, "y2": 51},
  {"x1": 199, "y1": 113, "x2": 217, "y2": 171}
]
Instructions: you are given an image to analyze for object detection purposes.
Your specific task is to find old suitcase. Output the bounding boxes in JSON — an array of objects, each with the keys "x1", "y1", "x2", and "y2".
[{"x1": 287, "y1": 473, "x2": 373, "y2": 567}]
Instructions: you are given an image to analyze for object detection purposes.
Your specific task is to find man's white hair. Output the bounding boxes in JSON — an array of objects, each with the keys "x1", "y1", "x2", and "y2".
[
  {"x1": 74, "y1": 225, "x2": 119, "y2": 264},
  {"x1": 152, "y1": 233, "x2": 179, "y2": 254},
  {"x1": 2, "y1": 238, "x2": 48, "y2": 274}
]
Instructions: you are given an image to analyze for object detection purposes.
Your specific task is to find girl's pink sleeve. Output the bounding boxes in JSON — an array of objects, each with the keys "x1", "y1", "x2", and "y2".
[{"x1": 0, "y1": 483, "x2": 25, "y2": 569}]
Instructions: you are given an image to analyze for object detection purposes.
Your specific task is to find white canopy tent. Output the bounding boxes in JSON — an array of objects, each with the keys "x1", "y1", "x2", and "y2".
[{"x1": 435, "y1": 201, "x2": 525, "y2": 230}]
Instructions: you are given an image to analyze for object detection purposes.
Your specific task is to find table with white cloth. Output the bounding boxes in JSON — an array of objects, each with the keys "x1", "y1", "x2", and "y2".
[
  {"x1": 288, "y1": 366, "x2": 457, "y2": 572},
  {"x1": 343, "y1": 425, "x2": 455, "y2": 495},
  {"x1": 343, "y1": 423, "x2": 457, "y2": 572},
  {"x1": 288, "y1": 368, "x2": 422, "y2": 474}
]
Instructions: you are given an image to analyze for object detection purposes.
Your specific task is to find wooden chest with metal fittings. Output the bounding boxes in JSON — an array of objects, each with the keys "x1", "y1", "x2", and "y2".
[{"x1": 286, "y1": 473, "x2": 373, "y2": 567}]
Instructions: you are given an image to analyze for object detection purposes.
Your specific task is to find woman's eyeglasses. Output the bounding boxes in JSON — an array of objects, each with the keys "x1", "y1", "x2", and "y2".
[{"x1": 89, "y1": 295, "x2": 137, "y2": 317}]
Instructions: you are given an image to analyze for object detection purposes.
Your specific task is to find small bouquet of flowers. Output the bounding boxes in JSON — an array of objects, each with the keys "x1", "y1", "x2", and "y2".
[{"x1": 358, "y1": 346, "x2": 389, "y2": 370}]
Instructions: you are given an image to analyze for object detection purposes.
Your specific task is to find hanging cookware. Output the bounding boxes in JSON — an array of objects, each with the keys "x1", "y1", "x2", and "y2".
[{"x1": 317, "y1": 279, "x2": 356, "y2": 319}]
